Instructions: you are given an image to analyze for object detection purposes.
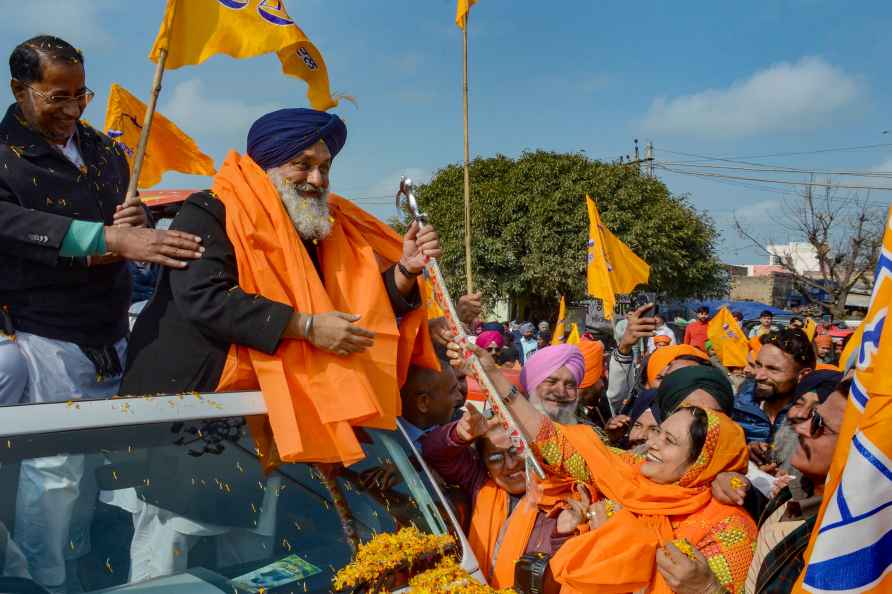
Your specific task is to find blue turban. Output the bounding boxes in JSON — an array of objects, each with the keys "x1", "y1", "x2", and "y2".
[{"x1": 246, "y1": 108, "x2": 347, "y2": 170}]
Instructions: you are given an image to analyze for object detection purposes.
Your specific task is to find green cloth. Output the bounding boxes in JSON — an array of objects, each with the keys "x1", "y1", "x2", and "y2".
[
  {"x1": 59, "y1": 220, "x2": 106, "y2": 257},
  {"x1": 655, "y1": 364, "x2": 734, "y2": 420}
]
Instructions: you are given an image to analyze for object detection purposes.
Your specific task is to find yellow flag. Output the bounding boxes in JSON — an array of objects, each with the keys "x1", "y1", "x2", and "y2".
[
  {"x1": 794, "y1": 206, "x2": 892, "y2": 593},
  {"x1": 456, "y1": 0, "x2": 477, "y2": 29},
  {"x1": 707, "y1": 307, "x2": 749, "y2": 368},
  {"x1": 837, "y1": 323, "x2": 863, "y2": 372},
  {"x1": 150, "y1": 0, "x2": 336, "y2": 111},
  {"x1": 586, "y1": 195, "x2": 650, "y2": 320},
  {"x1": 804, "y1": 317, "x2": 817, "y2": 341},
  {"x1": 103, "y1": 83, "x2": 215, "y2": 189},
  {"x1": 552, "y1": 296, "x2": 567, "y2": 345},
  {"x1": 419, "y1": 273, "x2": 445, "y2": 320},
  {"x1": 566, "y1": 323, "x2": 581, "y2": 345}
]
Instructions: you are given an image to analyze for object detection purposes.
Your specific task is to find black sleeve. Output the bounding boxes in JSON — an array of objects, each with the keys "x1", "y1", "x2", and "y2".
[
  {"x1": 168, "y1": 194, "x2": 293, "y2": 355},
  {"x1": 382, "y1": 265, "x2": 421, "y2": 317},
  {"x1": 744, "y1": 483, "x2": 772, "y2": 522},
  {"x1": 0, "y1": 178, "x2": 72, "y2": 266}
]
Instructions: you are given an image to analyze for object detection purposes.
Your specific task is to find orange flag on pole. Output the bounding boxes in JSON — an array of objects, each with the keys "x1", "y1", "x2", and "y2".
[
  {"x1": 103, "y1": 83, "x2": 215, "y2": 188},
  {"x1": 150, "y1": 0, "x2": 337, "y2": 110},
  {"x1": 794, "y1": 206, "x2": 892, "y2": 593},
  {"x1": 707, "y1": 306, "x2": 749, "y2": 368},
  {"x1": 456, "y1": 0, "x2": 477, "y2": 29},
  {"x1": 552, "y1": 296, "x2": 567, "y2": 345},
  {"x1": 586, "y1": 195, "x2": 650, "y2": 320}
]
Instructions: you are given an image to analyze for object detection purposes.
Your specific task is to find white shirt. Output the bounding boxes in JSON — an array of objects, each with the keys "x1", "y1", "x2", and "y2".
[
  {"x1": 646, "y1": 324, "x2": 677, "y2": 353},
  {"x1": 58, "y1": 135, "x2": 85, "y2": 170}
]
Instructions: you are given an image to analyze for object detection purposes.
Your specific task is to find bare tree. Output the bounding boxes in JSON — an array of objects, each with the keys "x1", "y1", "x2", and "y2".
[{"x1": 734, "y1": 177, "x2": 885, "y2": 319}]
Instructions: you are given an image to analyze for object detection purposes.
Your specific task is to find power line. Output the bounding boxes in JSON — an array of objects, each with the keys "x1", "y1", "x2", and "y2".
[
  {"x1": 654, "y1": 164, "x2": 892, "y2": 193},
  {"x1": 658, "y1": 142, "x2": 892, "y2": 164},
  {"x1": 655, "y1": 160, "x2": 892, "y2": 179}
]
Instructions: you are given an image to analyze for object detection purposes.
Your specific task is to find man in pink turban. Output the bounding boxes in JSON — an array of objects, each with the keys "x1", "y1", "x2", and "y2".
[
  {"x1": 475, "y1": 330, "x2": 504, "y2": 353},
  {"x1": 520, "y1": 344, "x2": 585, "y2": 424}
]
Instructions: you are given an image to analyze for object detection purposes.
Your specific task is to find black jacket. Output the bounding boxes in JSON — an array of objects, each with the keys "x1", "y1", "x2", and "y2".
[
  {"x1": 0, "y1": 104, "x2": 131, "y2": 346},
  {"x1": 121, "y1": 191, "x2": 419, "y2": 395}
]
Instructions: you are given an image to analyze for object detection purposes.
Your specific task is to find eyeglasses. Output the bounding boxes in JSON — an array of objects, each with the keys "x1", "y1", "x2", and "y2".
[
  {"x1": 22, "y1": 83, "x2": 94, "y2": 107},
  {"x1": 809, "y1": 409, "x2": 837, "y2": 438},
  {"x1": 485, "y1": 446, "x2": 521, "y2": 468}
]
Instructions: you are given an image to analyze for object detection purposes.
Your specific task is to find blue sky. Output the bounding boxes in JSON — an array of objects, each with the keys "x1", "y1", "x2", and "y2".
[{"x1": 3, "y1": 0, "x2": 892, "y2": 264}]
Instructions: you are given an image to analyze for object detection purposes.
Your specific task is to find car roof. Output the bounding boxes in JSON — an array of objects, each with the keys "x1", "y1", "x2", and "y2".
[
  {"x1": 0, "y1": 391, "x2": 267, "y2": 438},
  {"x1": 139, "y1": 189, "x2": 197, "y2": 208}
]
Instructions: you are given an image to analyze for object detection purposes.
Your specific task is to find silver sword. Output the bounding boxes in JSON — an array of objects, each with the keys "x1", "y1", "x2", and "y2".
[{"x1": 396, "y1": 177, "x2": 546, "y2": 479}]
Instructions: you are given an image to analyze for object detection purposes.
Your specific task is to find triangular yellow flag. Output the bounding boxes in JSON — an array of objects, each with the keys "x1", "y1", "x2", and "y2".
[
  {"x1": 566, "y1": 323, "x2": 581, "y2": 345},
  {"x1": 804, "y1": 317, "x2": 817, "y2": 341},
  {"x1": 586, "y1": 195, "x2": 650, "y2": 320},
  {"x1": 150, "y1": 0, "x2": 337, "y2": 111},
  {"x1": 552, "y1": 296, "x2": 567, "y2": 345},
  {"x1": 104, "y1": 83, "x2": 215, "y2": 189},
  {"x1": 707, "y1": 307, "x2": 749, "y2": 368},
  {"x1": 456, "y1": 0, "x2": 478, "y2": 29}
]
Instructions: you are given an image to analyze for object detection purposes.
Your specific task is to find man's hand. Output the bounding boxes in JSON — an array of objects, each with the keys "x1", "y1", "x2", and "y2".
[
  {"x1": 307, "y1": 312, "x2": 375, "y2": 356},
  {"x1": 605, "y1": 415, "x2": 631, "y2": 443},
  {"x1": 400, "y1": 220, "x2": 442, "y2": 274},
  {"x1": 113, "y1": 197, "x2": 148, "y2": 228},
  {"x1": 656, "y1": 542, "x2": 723, "y2": 594},
  {"x1": 104, "y1": 226, "x2": 203, "y2": 268},
  {"x1": 618, "y1": 304, "x2": 657, "y2": 355},
  {"x1": 428, "y1": 317, "x2": 452, "y2": 348},
  {"x1": 454, "y1": 404, "x2": 498, "y2": 443},
  {"x1": 457, "y1": 293, "x2": 482, "y2": 326},
  {"x1": 447, "y1": 341, "x2": 497, "y2": 374},
  {"x1": 711, "y1": 471, "x2": 749, "y2": 506},
  {"x1": 748, "y1": 442, "x2": 772, "y2": 466}
]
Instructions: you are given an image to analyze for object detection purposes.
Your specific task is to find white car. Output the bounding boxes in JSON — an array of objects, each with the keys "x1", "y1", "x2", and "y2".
[{"x1": 0, "y1": 391, "x2": 481, "y2": 593}]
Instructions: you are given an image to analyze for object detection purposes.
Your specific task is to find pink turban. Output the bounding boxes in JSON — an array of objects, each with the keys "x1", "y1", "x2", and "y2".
[
  {"x1": 476, "y1": 330, "x2": 504, "y2": 349},
  {"x1": 520, "y1": 344, "x2": 585, "y2": 394}
]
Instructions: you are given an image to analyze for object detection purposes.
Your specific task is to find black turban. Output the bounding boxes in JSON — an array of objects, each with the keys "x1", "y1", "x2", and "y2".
[
  {"x1": 247, "y1": 108, "x2": 347, "y2": 170},
  {"x1": 628, "y1": 389, "x2": 658, "y2": 424},
  {"x1": 655, "y1": 365, "x2": 734, "y2": 421},
  {"x1": 794, "y1": 370, "x2": 844, "y2": 404}
]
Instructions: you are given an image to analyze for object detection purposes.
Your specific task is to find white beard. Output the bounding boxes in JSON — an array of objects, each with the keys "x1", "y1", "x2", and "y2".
[
  {"x1": 267, "y1": 168, "x2": 332, "y2": 241},
  {"x1": 530, "y1": 394, "x2": 578, "y2": 425}
]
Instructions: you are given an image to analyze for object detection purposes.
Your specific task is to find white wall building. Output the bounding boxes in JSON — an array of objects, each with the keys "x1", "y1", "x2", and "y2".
[{"x1": 766, "y1": 242, "x2": 821, "y2": 275}]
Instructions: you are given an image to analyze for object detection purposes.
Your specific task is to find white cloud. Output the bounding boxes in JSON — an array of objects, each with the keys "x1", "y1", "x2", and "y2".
[
  {"x1": 726, "y1": 200, "x2": 782, "y2": 226},
  {"x1": 642, "y1": 57, "x2": 860, "y2": 138},
  {"x1": 870, "y1": 156, "x2": 892, "y2": 173},
  {"x1": 160, "y1": 79, "x2": 280, "y2": 139},
  {"x1": 0, "y1": 0, "x2": 114, "y2": 49}
]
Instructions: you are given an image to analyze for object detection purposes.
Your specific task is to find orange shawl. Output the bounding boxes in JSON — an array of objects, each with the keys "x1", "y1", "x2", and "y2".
[
  {"x1": 212, "y1": 152, "x2": 438, "y2": 465},
  {"x1": 549, "y1": 410, "x2": 749, "y2": 594},
  {"x1": 469, "y1": 482, "x2": 539, "y2": 588}
]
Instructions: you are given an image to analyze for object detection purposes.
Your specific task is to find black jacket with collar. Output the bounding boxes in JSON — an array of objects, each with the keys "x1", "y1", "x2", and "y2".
[{"x1": 0, "y1": 104, "x2": 131, "y2": 346}]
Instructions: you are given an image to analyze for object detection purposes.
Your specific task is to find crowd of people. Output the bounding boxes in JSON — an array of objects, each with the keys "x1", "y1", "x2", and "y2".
[{"x1": 0, "y1": 34, "x2": 861, "y2": 594}]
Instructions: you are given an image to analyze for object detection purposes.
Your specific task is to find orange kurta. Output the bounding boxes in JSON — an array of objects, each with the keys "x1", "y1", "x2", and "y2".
[
  {"x1": 212, "y1": 151, "x2": 438, "y2": 465},
  {"x1": 539, "y1": 412, "x2": 755, "y2": 594}
]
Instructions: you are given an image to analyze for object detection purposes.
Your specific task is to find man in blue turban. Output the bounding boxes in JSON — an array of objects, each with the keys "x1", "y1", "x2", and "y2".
[
  {"x1": 117, "y1": 108, "x2": 443, "y2": 580},
  {"x1": 122, "y1": 108, "x2": 442, "y2": 396}
]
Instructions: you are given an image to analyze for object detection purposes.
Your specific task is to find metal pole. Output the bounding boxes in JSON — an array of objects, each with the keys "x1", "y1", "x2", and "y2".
[{"x1": 462, "y1": 15, "x2": 474, "y2": 293}]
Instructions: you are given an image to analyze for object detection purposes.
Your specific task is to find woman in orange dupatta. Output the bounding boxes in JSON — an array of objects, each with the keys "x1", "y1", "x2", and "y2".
[{"x1": 446, "y1": 342, "x2": 756, "y2": 594}]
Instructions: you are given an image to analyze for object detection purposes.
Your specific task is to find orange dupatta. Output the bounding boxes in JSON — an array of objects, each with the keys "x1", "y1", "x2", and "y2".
[
  {"x1": 212, "y1": 152, "x2": 438, "y2": 465},
  {"x1": 549, "y1": 410, "x2": 749, "y2": 594},
  {"x1": 469, "y1": 473, "x2": 578, "y2": 588}
]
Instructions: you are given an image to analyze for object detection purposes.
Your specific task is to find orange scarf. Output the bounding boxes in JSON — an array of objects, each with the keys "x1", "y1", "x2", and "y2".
[
  {"x1": 549, "y1": 410, "x2": 749, "y2": 594},
  {"x1": 469, "y1": 482, "x2": 539, "y2": 588},
  {"x1": 212, "y1": 152, "x2": 438, "y2": 465}
]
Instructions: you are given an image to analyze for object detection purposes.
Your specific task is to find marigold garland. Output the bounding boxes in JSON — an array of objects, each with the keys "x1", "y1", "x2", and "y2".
[
  {"x1": 332, "y1": 526, "x2": 453, "y2": 591},
  {"x1": 409, "y1": 557, "x2": 513, "y2": 594},
  {"x1": 333, "y1": 527, "x2": 511, "y2": 593}
]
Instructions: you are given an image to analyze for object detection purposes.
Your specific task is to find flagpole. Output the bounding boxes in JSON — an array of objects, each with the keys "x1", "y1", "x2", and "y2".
[
  {"x1": 462, "y1": 13, "x2": 474, "y2": 293},
  {"x1": 124, "y1": 48, "x2": 168, "y2": 203}
]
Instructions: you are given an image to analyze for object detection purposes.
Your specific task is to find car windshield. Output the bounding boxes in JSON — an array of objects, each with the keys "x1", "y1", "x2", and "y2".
[{"x1": 0, "y1": 410, "x2": 449, "y2": 594}]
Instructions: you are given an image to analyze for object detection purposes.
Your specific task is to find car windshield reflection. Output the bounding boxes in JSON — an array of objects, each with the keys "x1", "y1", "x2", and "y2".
[{"x1": 0, "y1": 413, "x2": 448, "y2": 594}]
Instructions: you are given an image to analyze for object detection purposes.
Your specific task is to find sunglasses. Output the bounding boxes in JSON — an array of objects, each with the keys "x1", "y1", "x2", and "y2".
[{"x1": 809, "y1": 409, "x2": 837, "y2": 438}]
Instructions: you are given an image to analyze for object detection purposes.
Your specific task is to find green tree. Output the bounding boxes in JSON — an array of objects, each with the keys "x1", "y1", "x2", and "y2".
[{"x1": 394, "y1": 150, "x2": 726, "y2": 321}]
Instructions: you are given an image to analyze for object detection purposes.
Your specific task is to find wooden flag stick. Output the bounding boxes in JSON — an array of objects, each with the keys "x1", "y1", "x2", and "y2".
[
  {"x1": 462, "y1": 14, "x2": 474, "y2": 293},
  {"x1": 124, "y1": 47, "x2": 168, "y2": 202}
]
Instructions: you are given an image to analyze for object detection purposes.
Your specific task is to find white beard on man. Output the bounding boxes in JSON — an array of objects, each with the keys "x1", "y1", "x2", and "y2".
[{"x1": 267, "y1": 168, "x2": 332, "y2": 242}]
